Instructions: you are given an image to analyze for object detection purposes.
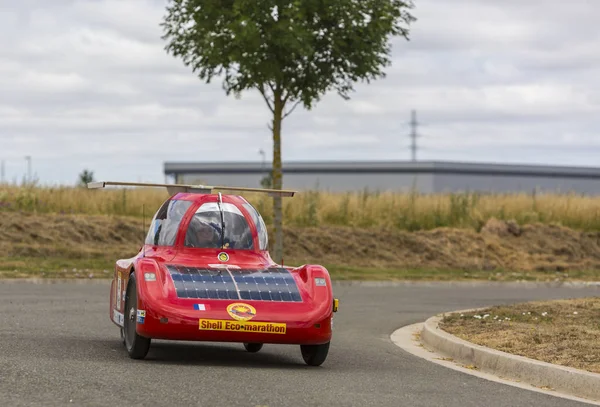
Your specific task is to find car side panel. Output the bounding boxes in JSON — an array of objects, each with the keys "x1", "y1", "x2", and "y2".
[{"x1": 110, "y1": 257, "x2": 135, "y2": 328}]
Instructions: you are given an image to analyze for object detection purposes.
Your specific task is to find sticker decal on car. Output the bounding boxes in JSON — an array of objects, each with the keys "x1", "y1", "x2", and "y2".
[
  {"x1": 137, "y1": 309, "x2": 146, "y2": 324},
  {"x1": 199, "y1": 319, "x2": 286, "y2": 334},
  {"x1": 116, "y1": 273, "x2": 122, "y2": 309},
  {"x1": 113, "y1": 309, "x2": 124, "y2": 327},
  {"x1": 227, "y1": 303, "x2": 256, "y2": 321}
]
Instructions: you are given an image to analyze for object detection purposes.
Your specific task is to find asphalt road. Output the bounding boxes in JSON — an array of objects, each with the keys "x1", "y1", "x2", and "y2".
[{"x1": 1, "y1": 280, "x2": 599, "y2": 407}]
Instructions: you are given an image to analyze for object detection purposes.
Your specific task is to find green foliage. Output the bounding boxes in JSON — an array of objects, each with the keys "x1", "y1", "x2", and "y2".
[
  {"x1": 162, "y1": 0, "x2": 416, "y2": 262},
  {"x1": 320, "y1": 192, "x2": 351, "y2": 225},
  {"x1": 78, "y1": 169, "x2": 94, "y2": 187},
  {"x1": 260, "y1": 173, "x2": 273, "y2": 188},
  {"x1": 448, "y1": 192, "x2": 479, "y2": 228},
  {"x1": 302, "y1": 189, "x2": 320, "y2": 226},
  {"x1": 161, "y1": 0, "x2": 416, "y2": 108},
  {"x1": 11, "y1": 188, "x2": 39, "y2": 212},
  {"x1": 254, "y1": 193, "x2": 273, "y2": 224}
]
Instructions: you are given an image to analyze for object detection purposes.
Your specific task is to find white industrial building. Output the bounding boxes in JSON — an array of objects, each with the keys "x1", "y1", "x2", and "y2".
[{"x1": 163, "y1": 160, "x2": 600, "y2": 195}]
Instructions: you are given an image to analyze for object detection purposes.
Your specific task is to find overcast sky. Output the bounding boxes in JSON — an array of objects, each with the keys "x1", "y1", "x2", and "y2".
[{"x1": 1, "y1": 0, "x2": 598, "y2": 185}]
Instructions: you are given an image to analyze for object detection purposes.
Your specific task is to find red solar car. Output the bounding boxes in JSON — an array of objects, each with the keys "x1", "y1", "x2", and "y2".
[{"x1": 89, "y1": 181, "x2": 339, "y2": 366}]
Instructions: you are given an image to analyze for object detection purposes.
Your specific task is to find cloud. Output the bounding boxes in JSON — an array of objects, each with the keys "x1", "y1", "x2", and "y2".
[{"x1": 0, "y1": 0, "x2": 598, "y2": 184}]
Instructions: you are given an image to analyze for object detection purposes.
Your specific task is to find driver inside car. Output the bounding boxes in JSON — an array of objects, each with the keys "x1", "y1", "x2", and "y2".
[{"x1": 188, "y1": 219, "x2": 221, "y2": 248}]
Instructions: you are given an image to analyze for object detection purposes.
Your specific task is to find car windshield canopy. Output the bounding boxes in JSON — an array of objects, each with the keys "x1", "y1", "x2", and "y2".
[{"x1": 184, "y1": 202, "x2": 254, "y2": 250}]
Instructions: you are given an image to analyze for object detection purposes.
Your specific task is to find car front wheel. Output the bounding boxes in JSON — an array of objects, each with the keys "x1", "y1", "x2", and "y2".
[
  {"x1": 300, "y1": 342, "x2": 330, "y2": 366},
  {"x1": 243, "y1": 343, "x2": 263, "y2": 353},
  {"x1": 123, "y1": 273, "x2": 151, "y2": 359}
]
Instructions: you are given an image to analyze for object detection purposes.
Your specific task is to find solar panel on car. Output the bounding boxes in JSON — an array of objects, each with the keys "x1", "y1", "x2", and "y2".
[{"x1": 166, "y1": 265, "x2": 303, "y2": 302}]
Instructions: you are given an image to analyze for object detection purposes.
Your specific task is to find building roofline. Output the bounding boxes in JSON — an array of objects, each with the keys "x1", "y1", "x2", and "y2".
[{"x1": 164, "y1": 160, "x2": 600, "y2": 179}]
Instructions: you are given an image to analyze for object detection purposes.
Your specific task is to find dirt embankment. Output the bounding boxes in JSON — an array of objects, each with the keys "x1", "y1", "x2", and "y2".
[{"x1": 2, "y1": 213, "x2": 600, "y2": 272}]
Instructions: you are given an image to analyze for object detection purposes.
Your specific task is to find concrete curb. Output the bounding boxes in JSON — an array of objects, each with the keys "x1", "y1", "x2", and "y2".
[{"x1": 421, "y1": 311, "x2": 600, "y2": 402}]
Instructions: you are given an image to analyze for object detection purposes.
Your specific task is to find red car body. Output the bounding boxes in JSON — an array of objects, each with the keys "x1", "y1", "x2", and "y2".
[{"x1": 107, "y1": 190, "x2": 338, "y2": 364}]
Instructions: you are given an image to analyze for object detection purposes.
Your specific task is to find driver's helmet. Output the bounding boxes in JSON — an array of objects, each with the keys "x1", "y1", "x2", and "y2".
[{"x1": 187, "y1": 217, "x2": 220, "y2": 248}]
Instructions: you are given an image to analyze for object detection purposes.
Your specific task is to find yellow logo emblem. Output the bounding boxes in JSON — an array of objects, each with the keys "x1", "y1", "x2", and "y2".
[
  {"x1": 227, "y1": 303, "x2": 256, "y2": 321},
  {"x1": 218, "y1": 252, "x2": 229, "y2": 262}
]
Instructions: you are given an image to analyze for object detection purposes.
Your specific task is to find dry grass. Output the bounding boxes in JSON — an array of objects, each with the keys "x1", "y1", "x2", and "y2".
[
  {"x1": 440, "y1": 298, "x2": 600, "y2": 374},
  {"x1": 2, "y1": 183, "x2": 600, "y2": 231},
  {"x1": 0, "y1": 184, "x2": 168, "y2": 218}
]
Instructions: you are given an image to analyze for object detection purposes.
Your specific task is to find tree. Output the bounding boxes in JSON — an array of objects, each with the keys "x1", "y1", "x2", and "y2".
[
  {"x1": 78, "y1": 169, "x2": 94, "y2": 187},
  {"x1": 260, "y1": 172, "x2": 273, "y2": 189},
  {"x1": 161, "y1": 0, "x2": 416, "y2": 263}
]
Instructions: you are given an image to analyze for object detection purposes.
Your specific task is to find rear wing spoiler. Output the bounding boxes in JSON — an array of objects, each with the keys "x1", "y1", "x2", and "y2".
[{"x1": 87, "y1": 181, "x2": 296, "y2": 197}]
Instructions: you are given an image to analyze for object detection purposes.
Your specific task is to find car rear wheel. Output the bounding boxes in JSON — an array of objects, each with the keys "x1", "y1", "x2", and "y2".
[
  {"x1": 123, "y1": 273, "x2": 151, "y2": 359},
  {"x1": 300, "y1": 342, "x2": 330, "y2": 366},
  {"x1": 243, "y1": 343, "x2": 263, "y2": 353}
]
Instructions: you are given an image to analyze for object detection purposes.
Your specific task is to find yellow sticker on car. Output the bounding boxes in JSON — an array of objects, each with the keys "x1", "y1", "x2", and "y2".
[
  {"x1": 199, "y1": 319, "x2": 286, "y2": 334},
  {"x1": 227, "y1": 303, "x2": 256, "y2": 321}
]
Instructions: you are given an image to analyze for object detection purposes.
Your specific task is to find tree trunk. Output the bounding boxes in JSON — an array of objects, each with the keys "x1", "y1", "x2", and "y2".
[{"x1": 271, "y1": 88, "x2": 284, "y2": 264}]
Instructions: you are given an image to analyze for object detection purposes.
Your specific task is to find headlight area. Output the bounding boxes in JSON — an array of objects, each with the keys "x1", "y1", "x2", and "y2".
[{"x1": 136, "y1": 259, "x2": 168, "y2": 302}]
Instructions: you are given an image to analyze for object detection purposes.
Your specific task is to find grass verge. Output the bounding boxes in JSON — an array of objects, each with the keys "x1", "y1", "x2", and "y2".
[{"x1": 439, "y1": 298, "x2": 600, "y2": 374}]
